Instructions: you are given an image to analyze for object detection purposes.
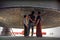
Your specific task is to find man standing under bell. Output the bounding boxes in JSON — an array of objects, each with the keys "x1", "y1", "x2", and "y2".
[{"x1": 27, "y1": 11, "x2": 35, "y2": 37}]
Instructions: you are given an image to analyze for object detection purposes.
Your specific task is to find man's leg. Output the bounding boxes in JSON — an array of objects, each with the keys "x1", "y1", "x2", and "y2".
[
  {"x1": 31, "y1": 23, "x2": 34, "y2": 36},
  {"x1": 27, "y1": 23, "x2": 31, "y2": 36},
  {"x1": 24, "y1": 24, "x2": 26, "y2": 36}
]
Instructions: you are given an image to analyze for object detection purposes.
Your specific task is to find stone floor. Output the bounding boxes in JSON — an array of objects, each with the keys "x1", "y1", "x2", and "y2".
[{"x1": 0, "y1": 36, "x2": 60, "y2": 40}]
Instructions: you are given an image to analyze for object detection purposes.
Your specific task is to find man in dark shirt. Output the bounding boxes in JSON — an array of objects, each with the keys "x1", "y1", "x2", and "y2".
[
  {"x1": 27, "y1": 11, "x2": 35, "y2": 37},
  {"x1": 29, "y1": 14, "x2": 35, "y2": 23}
]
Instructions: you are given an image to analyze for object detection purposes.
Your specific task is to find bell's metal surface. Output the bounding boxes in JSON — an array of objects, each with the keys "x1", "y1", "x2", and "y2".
[{"x1": 0, "y1": 1, "x2": 60, "y2": 29}]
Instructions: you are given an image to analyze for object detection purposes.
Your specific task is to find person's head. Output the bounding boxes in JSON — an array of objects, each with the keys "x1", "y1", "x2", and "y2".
[
  {"x1": 31, "y1": 11, "x2": 35, "y2": 15},
  {"x1": 38, "y1": 11, "x2": 41, "y2": 16},
  {"x1": 24, "y1": 15, "x2": 26, "y2": 18},
  {"x1": 24, "y1": 15, "x2": 28, "y2": 19}
]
